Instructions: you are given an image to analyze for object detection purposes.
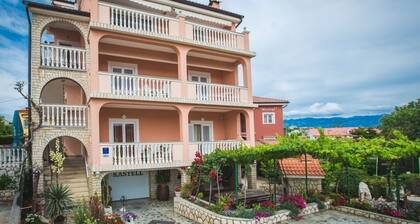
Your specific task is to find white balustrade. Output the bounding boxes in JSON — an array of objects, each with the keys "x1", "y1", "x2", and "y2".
[
  {"x1": 0, "y1": 147, "x2": 26, "y2": 167},
  {"x1": 41, "y1": 104, "x2": 87, "y2": 127},
  {"x1": 197, "y1": 140, "x2": 243, "y2": 155},
  {"x1": 194, "y1": 82, "x2": 241, "y2": 103},
  {"x1": 191, "y1": 23, "x2": 243, "y2": 49},
  {"x1": 109, "y1": 143, "x2": 174, "y2": 167},
  {"x1": 110, "y1": 5, "x2": 171, "y2": 35},
  {"x1": 40, "y1": 44, "x2": 86, "y2": 70},
  {"x1": 108, "y1": 73, "x2": 174, "y2": 98}
]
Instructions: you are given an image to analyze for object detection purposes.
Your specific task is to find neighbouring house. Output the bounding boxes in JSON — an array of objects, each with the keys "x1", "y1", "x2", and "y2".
[
  {"x1": 278, "y1": 155, "x2": 325, "y2": 195},
  {"x1": 12, "y1": 108, "x2": 29, "y2": 146},
  {"x1": 26, "y1": 0, "x2": 257, "y2": 202},
  {"x1": 253, "y1": 96, "x2": 289, "y2": 144},
  {"x1": 307, "y1": 127, "x2": 357, "y2": 139}
]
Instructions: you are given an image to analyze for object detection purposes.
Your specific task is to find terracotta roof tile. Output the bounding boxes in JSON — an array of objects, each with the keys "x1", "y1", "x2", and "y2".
[{"x1": 278, "y1": 155, "x2": 325, "y2": 177}]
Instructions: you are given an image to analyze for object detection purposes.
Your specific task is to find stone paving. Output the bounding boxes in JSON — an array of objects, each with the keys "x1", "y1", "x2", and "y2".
[
  {"x1": 287, "y1": 210, "x2": 383, "y2": 224},
  {"x1": 112, "y1": 199, "x2": 197, "y2": 224},
  {"x1": 0, "y1": 201, "x2": 12, "y2": 224}
]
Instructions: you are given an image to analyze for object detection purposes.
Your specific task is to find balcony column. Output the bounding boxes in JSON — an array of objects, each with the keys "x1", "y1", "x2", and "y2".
[
  {"x1": 244, "y1": 109, "x2": 255, "y2": 146},
  {"x1": 89, "y1": 32, "x2": 101, "y2": 92},
  {"x1": 177, "y1": 105, "x2": 191, "y2": 161},
  {"x1": 242, "y1": 59, "x2": 253, "y2": 101},
  {"x1": 177, "y1": 46, "x2": 190, "y2": 97},
  {"x1": 89, "y1": 100, "x2": 103, "y2": 170}
]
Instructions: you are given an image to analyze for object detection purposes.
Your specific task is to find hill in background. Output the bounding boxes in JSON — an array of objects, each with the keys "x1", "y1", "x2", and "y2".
[{"x1": 284, "y1": 114, "x2": 384, "y2": 128}]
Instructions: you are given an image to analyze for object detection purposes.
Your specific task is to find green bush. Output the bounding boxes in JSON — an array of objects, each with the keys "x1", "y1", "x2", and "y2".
[
  {"x1": 0, "y1": 174, "x2": 14, "y2": 190},
  {"x1": 180, "y1": 183, "x2": 192, "y2": 199},
  {"x1": 348, "y1": 199, "x2": 373, "y2": 211},
  {"x1": 364, "y1": 176, "x2": 388, "y2": 198},
  {"x1": 44, "y1": 184, "x2": 72, "y2": 221},
  {"x1": 73, "y1": 202, "x2": 97, "y2": 224},
  {"x1": 235, "y1": 204, "x2": 256, "y2": 219},
  {"x1": 336, "y1": 168, "x2": 367, "y2": 198},
  {"x1": 277, "y1": 201, "x2": 300, "y2": 217},
  {"x1": 400, "y1": 173, "x2": 420, "y2": 195}
]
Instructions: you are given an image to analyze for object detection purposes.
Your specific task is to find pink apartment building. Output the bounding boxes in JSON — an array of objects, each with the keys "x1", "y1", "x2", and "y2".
[{"x1": 27, "y1": 0, "x2": 257, "y2": 201}]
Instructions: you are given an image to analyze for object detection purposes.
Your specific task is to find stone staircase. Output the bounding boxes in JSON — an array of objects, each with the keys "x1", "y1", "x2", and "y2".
[{"x1": 45, "y1": 156, "x2": 89, "y2": 202}]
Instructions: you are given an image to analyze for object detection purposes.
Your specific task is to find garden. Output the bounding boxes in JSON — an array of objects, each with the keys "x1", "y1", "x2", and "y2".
[{"x1": 176, "y1": 129, "x2": 420, "y2": 223}]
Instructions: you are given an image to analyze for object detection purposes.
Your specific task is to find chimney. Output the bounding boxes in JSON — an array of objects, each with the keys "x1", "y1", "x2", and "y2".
[{"x1": 209, "y1": 0, "x2": 221, "y2": 9}]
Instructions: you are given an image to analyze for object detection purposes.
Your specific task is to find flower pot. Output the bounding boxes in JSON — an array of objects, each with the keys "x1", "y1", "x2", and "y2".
[
  {"x1": 104, "y1": 206, "x2": 113, "y2": 215},
  {"x1": 157, "y1": 183, "x2": 170, "y2": 201},
  {"x1": 175, "y1": 191, "x2": 181, "y2": 197}
]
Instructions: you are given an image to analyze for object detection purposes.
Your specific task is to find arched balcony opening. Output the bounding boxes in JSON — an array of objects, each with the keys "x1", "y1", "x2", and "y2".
[
  {"x1": 42, "y1": 136, "x2": 88, "y2": 189},
  {"x1": 40, "y1": 78, "x2": 87, "y2": 127},
  {"x1": 40, "y1": 21, "x2": 87, "y2": 70}
]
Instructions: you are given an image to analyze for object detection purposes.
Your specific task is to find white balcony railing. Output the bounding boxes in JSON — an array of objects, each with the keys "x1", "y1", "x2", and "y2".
[
  {"x1": 191, "y1": 23, "x2": 242, "y2": 49},
  {"x1": 0, "y1": 147, "x2": 26, "y2": 168},
  {"x1": 40, "y1": 44, "x2": 87, "y2": 70},
  {"x1": 101, "y1": 142, "x2": 182, "y2": 167},
  {"x1": 195, "y1": 140, "x2": 244, "y2": 155},
  {"x1": 192, "y1": 82, "x2": 242, "y2": 103},
  {"x1": 99, "y1": 72, "x2": 179, "y2": 99},
  {"x1": 41, "y1": 104, "x2": 87, "y2": 127},
  {"x1": 110, "y1": 4, "x2": 173, "y2": 36}
]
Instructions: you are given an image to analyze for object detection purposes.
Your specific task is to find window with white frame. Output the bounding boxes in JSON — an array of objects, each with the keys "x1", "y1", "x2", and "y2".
[
  {"x1": 108, "y1": 62, "x2": 137, "y2": 75},
  {"x1": 109, "y1": 119, "x2": 139, "y2": 143},
  {"x1": 188, "y1": 71, "x2": 210, "y2": 83},
  {"x1": 262, "y1": 112, "x2": 275, "y2": 124}
]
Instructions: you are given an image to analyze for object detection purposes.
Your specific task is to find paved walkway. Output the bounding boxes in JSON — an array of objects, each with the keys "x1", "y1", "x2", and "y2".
[
  {"x1": 0, "y1": 201, "x2": 12, "y2": 224},
  {"x1": 287, "y1": 210, "x2": 383, "y2": 224},
  {"x1": 112, "y1": 199, "x2": 196, "y2": 224}
]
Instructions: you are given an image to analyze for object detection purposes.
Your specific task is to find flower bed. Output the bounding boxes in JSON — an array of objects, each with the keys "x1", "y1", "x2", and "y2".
[
  {"x1": 334, "y1": 206, "x2": 420, "y2": 224},
  {"x1": 174, "y1": 196, "x2": 328, "y2": 224}
]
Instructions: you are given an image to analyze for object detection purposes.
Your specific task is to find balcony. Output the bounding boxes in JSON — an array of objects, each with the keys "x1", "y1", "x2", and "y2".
[
  {"x1": 40, "y1": 104, "x2": 88, "y2": 127},
  {"x1": 0, "y1": 147, "x2": 26, "y2": 168},
  {"x1": 98, "y1": 142, "x2": 189, "y2": 171},
  {"x1": 94, "y1": 3, "x2": 250, "y2": 53},
  {"x1": 96, "y1": 72, "x2": 249, "y2": 105},
  {"x1": 40, "y1": 45, "x2": 87, "y2": 70},
  {"x1": 189, "y1": 140, "x2": 246, "y2": 156}
]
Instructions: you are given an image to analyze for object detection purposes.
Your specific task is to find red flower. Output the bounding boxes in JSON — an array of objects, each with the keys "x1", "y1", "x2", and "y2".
[{"x1": 209, "y1": 170, "x2": 218, "y2": 180}]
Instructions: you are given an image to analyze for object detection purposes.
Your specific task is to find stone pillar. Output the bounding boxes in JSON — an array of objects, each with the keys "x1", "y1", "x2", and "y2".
[
  {"x1": 177, "y1": 106, "x2": 191, "y2": 161},
  {"x1": 180, "y1": 169, "x2": 190, "y2": 185},
  {"x1": 248, "y1": 162, "x2": 258, "y2": 189},
  {"x1": 88, "y1": 171, "x2": 105, "y2": 198},
  {"x1": 149, "y1": 170, "x2": 157, "y2": 199}
]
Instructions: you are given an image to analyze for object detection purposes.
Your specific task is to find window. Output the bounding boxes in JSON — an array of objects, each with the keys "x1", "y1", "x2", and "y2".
[
  {"x1": 262, "y1": 112, "x2": 275, "y2": 124},
  {"x1": 188, "y1": 121, "x2": 213, "y2": 142},
  {"x1": 108, "y1": 62, "x2": 137, "y2": 75},
  {"x1": 109, "y1": 119, "x2": 139, "y2": 143},
  {"x1": 188, "y1": 71, "x2": 210, "y2": 83}
]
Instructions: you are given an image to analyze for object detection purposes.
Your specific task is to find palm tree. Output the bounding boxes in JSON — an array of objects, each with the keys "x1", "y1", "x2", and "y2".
[{"x1": 44, "y1": 184, "x2": 72, "y2": 223}]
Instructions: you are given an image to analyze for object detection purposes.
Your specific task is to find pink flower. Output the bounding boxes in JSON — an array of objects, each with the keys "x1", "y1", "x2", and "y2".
[
  {"x1": 260, "y1": 200, "x2": 275, "y2": 207},
  {"x1": 279, "y1": 194, "x2": 307, "y2": 209}
]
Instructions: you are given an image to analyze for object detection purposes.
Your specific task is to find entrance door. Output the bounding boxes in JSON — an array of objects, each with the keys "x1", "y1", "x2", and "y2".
[
  {"x1": 189, "y1": 71, "x2": 210, "y2": 100},
  {"x1": 110, "y1": 119, "x2": 138, "y2": 143}
]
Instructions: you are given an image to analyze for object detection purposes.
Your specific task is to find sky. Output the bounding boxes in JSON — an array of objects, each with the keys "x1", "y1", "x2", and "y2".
[{"x1": 0, "y1": 0, "x2": 420, "y2": 121}]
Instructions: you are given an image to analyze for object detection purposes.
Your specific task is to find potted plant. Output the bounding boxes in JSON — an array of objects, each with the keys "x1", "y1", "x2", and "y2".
[
  {"x1": 44, "y1": 184, "x2": 72, "y2": 224},
  {"x1": 156, "y1": 171, "x2": 170, "y2": 201},
  {"x1": 101, "y1": 176, "x2": 113, "y2": 214}
]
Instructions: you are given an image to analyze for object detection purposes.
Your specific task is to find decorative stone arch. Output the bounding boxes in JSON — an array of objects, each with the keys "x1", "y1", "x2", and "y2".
[
  {"x1": 35, "y1": 16, "x2": 89, "y2": 48},
  {"x1": 38, "y1": 76, "x2": 88, "y2": 104},
  {"x1": 40, "y1": 132, "x2": 90, "y2": 157}
]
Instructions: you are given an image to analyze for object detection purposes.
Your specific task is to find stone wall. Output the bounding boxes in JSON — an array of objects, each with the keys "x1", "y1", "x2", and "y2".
[
  {"x1": 0, "y1": 190, "x2": 15, "y2": 201},
  {"x1": 150, "y1": 169, "x2": 181, "y2": 199},
  {"x1": 174, "y1": 196, "x2": 325, "y2": 224},
  {"x1": 334, "y1": 206, "x2": 419, "y2": 224},
  {"x1": 286, "y1": 178, "x2": 322, "y2": 195}
]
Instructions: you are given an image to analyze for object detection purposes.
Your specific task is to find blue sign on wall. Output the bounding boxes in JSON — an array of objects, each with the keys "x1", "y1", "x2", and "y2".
[{"x1": 102, "y1": 147, "x2": 109, "y2": 157}]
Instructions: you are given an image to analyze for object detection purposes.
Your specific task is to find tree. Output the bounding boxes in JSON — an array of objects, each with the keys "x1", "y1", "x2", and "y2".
[
  {"x1": 0, "y1": 116, "x2": 12, "y2": 136},
  {"x1": 350, "y1": 127, "x2": 380, "y2": 139},
  {"x1": 380, "y1": 98, "x2": 420, "y2": 140}
]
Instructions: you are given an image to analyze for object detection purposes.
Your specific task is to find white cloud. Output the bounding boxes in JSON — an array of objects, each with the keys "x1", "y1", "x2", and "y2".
[
  {"x1": 0, "y1": 4, "x2": 27, "y2": 36},
  {"x1": 286, "y1": 102, "x2": 343, "y2": 117}
]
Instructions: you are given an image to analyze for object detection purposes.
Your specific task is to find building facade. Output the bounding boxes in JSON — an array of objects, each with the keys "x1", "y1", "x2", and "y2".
[
  {"x1": 253, "y1": 96, "x2": 289, "y2": 144},
  {"x1": 27, "y1": 0, "x2": 256, "y2": 201}
]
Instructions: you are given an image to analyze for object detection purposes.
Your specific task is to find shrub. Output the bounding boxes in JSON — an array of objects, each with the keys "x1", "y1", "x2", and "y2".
[
  {"x1": 400, "y1": 173, "x2": 420, "y2": 195},
  {"x1": 364, "y1": 176, "x2": 388, "y2": 198},
  {"x1": 180, "y1": 183, "x2": 193, "y2": 199},
  {"x1": 348, "y1": 199, "x2": 373, "y2": 211},
  {"x1": 331, "y1": 193, "x2": 348, "y2": 206},
  {"x1": 235, "y1": 204, "x2": 256, "y2": 219},
  {"x1": 255, "y1": 210, "x2": 273, "y2": 220},
  {"x1": 73, "y1": 202, "x2": 96, "y2": 224},
  {"x1": 0, "y1": 174, "x2": 14, "y2": 190},
  {"x1": 89, "y1": 195, "x2": 105, "y2": 222},
  {"x1": 277, "y1": 201, "x2": 300, "y2": 217},
  {"x1": 336, "y1": 168, "x2": 367, "y2": 198},
  {"x1": 24, "y1": 213, "x2": 43, "y2": 224},
  {"x1": 44, "y1": 184, "x2": 72, "y2": 221},
  {"x1": 279, "y1": 194, "x2": 306, "y2": 209}
]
